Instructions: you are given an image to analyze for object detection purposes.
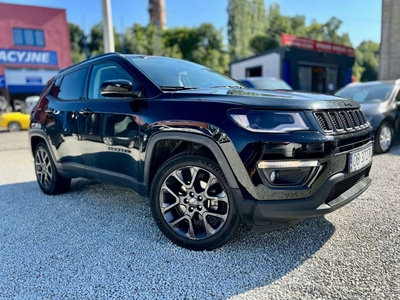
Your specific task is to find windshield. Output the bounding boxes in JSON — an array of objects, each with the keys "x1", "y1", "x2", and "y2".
[
  {"x1": 249, "y1": 78, "x2": 292, "y2": 90},
  {"x1": 125, "y1": 56, "x2": 246, "y2": 90},
  {"x1": 335, "y1": 83, "x2": 394, "y2": 103}
]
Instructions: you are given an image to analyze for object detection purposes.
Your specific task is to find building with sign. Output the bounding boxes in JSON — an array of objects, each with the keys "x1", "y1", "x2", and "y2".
[
  {"x1": 0, "y1": 2, "x2": 72, "y2": 108},
  {"x1": 230, "y1": 34, "x2": 355, "y2": 94}
]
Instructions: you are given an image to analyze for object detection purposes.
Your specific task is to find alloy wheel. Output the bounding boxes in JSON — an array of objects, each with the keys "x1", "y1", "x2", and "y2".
[
  {"x1": 35, "y1": 148, "x2": 53, "y2": 190},
  {"x1": 159, "y1": 165, "x2": 229, "y2": 240},
  {"x1": 379, "y1": 124, "x2": 392, "y2": 153}
]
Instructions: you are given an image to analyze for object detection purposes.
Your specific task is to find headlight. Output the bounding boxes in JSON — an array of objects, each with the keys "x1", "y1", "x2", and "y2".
[{"x1": 228, "y1": 109, "x2": 309, "y2": 133}]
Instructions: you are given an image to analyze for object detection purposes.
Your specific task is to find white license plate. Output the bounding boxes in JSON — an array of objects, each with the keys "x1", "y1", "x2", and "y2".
[{"x1": 348, "y1": 145, "x2": 373, "y2": 173}]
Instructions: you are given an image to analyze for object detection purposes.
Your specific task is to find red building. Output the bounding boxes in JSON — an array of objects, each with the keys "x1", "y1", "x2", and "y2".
[{"x1": 0, "y1": 2, "x2": 72, "y2": 107}]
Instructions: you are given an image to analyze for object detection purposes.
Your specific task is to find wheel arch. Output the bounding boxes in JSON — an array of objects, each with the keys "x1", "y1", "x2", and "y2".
[
  {"x1": 30, "y1": 135, "x2": 46, "y2": 155},
  {"x1": 381, "y1": 116, "x2": 395, "y2": 127},
  {"x1": 144, "y1": 132, "x2": 239, "y2": 193},
  {"x1": 29, "y1": 131, "x2": 58, "y2": 164}
]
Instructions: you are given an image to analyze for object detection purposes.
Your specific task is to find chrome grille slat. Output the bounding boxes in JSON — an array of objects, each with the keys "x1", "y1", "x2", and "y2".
[
  {"x1": 351, "y1": 111, "x2": 360, "y2": 126},
  {"x1": 314, "y1": 109, "x2": 369, "y2": 134},
  {"x1": 339, "y1": 112, "x2": 351, "y2": 129},
  {"x1": 314, "y1": 113, "x2": 331, "y2": 131},
  {"x1": 328, "y1": 112, "x2": 343, "y2": 131}
]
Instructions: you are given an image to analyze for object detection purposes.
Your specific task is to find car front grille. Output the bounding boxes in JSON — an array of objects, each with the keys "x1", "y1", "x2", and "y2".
[{"x1": 314, "y1": 109, "x2": 369, "y2": 134}]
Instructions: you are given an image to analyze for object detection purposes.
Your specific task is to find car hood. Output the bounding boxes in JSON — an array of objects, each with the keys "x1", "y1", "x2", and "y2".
[{"x1": 172, "y1": 88, "x2": 360, "y2": 110}]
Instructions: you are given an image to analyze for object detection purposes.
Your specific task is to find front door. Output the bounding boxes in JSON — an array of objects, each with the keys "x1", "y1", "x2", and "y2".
[{"x1": 77, "y1": 61, "x2": 144, "y2": 185}]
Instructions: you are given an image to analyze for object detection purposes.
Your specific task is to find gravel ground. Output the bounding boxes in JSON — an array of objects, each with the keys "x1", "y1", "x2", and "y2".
[{"x1": 0, "y1": 131, "x2": 399, "y2": 299}]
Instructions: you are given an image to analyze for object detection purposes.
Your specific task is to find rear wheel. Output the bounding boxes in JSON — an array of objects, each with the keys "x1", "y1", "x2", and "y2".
[
  {"x1": 374, "y1": 122, "x2": 393, "y2": 154},
  {"x1": 34, "y1": 143, "x2": 71, "y2": 195},
  {"x1": 8, "y1": 122, "x2": 21, "y2": 132},
  {"x1": 150, "y1": 152, "x2": 240, "y2": 250}
]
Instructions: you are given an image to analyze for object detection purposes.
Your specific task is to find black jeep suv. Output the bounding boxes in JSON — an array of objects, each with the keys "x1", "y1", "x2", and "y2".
[{"x1": 29, "y1": 53, "x2": 373, "y2": 250}]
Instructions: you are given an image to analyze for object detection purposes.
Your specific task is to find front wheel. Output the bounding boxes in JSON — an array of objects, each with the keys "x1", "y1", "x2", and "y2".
[
  {"x1": 374, "y1": 122, "x2": 393, "y2": 154},
  {"x1": 8, "y1": 122, "x2": 21, "y2": 132},
  {"x1": 34, "y1": 143, "x2": 71, "y2": 195},
  {"x1": 150, "y1": 152, "x2": 240, "y2": 250}
]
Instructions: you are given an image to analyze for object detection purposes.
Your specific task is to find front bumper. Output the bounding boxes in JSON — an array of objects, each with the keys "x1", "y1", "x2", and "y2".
[{"x1": 235, "y1": 164, "x2": 372, "y2": 231}]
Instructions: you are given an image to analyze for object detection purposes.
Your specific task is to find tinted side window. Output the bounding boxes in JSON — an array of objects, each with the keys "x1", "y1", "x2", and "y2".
[
  {"x1": 88, "y1": 62, "x2": 137, "y2": 99},
  {"x1": 56, "y1": 68, "x2": 88, "y2": 100},
  {"x1": 49, "y1": 77, "x2": 62, "y2": 98}
]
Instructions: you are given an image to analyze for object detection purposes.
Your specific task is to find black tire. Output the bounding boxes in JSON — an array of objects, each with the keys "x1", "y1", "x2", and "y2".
[
  {"x1": 374, "y1": 122, "x2": 393, "y2": 154},
  {"x1": 34, "y1": 143, "x2": 71, "y2": 195},
  {"x1": 150, "y1": 152, "x2": 240, "y2": 251},
  {"x1": 8, "y1": 122, "x2": 21, "y2": 132}
]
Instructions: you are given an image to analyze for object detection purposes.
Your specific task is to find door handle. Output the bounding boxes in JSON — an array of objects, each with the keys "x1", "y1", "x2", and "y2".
[{"x1": 78, "y1": 108, "x2": 94, "y2": 116}]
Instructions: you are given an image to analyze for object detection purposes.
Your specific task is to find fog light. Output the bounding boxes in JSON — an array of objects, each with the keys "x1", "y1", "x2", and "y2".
[
  {"x1": 270, "y1": 170, "x2": 276, "y2": 182},
  {"x1": 257, "y1": 160, "x2": 322, "y2": 188}
]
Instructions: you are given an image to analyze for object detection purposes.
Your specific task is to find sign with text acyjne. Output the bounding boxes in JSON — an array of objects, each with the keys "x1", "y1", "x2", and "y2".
[{"x1": 0, "y1": 49, "x2": 58, "y2": 65}]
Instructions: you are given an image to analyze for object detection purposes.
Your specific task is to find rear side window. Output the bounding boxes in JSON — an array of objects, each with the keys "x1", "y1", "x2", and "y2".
[
  {"x1": 49, "y1": 77, "x2": 62, "y2": 98},
  {"x1": 51, "y1": 68, "x2": 87, "y2": 100}
]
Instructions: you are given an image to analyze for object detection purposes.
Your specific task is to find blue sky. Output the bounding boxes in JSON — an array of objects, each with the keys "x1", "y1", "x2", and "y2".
[{"x1": 1, "y1": 0, "x2": 382, "y2": 47}]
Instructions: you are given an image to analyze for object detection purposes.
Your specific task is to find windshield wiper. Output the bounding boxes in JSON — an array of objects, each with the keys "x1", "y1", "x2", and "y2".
[
  {"x1": 160, "y1": 86, "x2": 198, "y2": 91},
  {"x1": 210, "y1": 85, "x2": 244, "y2": 89}
]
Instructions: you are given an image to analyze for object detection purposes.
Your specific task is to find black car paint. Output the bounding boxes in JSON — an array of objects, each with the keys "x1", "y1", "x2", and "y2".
[
  {"x1": 361, "y1": 100, "x2": 400, "y2": 135},
  {"x1": 335, "y1": 81, "x2": 400, "y2": 148},
  {"x1": 30, "y1": 53, "x2": 373, "y2": 231}
]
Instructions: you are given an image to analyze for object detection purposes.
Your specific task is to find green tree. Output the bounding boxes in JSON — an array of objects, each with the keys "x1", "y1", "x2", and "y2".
[
  {"x1": 68, "y1": 23, "x2": 86, "y2": 63},
  {"x1": 251, "y1": 0, "x2": 268, "y2": 37},
  {"x1": 124, "y1": 24, "x2": 182, "y2": 58},
  {"x1": 249, "y1": 4, "x2": 353, "y2": 55},
  {"x1": 353, "y1": 41, "x2": 379, "y2": 81},
  {"x1": 321, "y1": 17, "x2": 352, "y2": 46},
  {"x1": 190, "y1": 23, "x2": 229, "y2": 73},
  {"x1": 227, "y1": 0, "x2": 268, "y2": 61},
  {"x1": 163, "y1": 26, "x2": 200, "y2": 60},
  {"x1": 163, "y1": 23, "x2": 228, "y2": 72},
  {"x1": 125, "y1": 24, "x2": 160, "y2": 55},
  {"x1": 87, "y1": 23, "x2": 123, "y2": 55},
  {"x1": 250, "y1": 3, "x2": 298, "y2": 54}
]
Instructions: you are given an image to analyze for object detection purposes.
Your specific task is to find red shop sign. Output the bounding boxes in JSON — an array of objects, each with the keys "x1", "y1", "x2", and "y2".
[{"x1": 281, "y1": 33, "x2": 355, "y2": 56}]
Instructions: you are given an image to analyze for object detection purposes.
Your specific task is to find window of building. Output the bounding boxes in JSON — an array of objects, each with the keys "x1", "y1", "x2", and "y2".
[
  {"x1": 51, "y1": 68, "x2": 88, "y2": 100},
  {"x1": 246, "y1": 66, "x2": 262, "y2": 77},
  {"x1": 13, "y1": 28, "x2": 45, "y2": 47}
]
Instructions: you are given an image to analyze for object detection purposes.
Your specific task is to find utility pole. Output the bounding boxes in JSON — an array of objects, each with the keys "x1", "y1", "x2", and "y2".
[
  {"x1": 148, "y1": 0, "x2": 167, "y2": 55},
  {"x1": 379, "y1": 0, "x2": 400, "y2": 80},
  {"x1": 102, "y1": 0, "x2": 115, "y2": 53}
]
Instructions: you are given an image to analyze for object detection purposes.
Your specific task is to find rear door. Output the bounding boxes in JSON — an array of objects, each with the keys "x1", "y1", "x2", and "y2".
[
  {"x1": 44, "y1": 67, "x2": 88, "y2": 174},
  {"x1": 77, "y1": 60, "x2": 145, "y2": 185}
]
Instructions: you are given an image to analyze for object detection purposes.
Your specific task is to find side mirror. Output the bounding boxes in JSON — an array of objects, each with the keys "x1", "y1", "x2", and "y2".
[{"x1": 100, "y1": 80, "x2": 142, "y2": 98}]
